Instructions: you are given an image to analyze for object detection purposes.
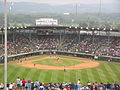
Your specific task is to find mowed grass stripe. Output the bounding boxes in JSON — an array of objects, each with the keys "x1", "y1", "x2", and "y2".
[
  {"x1": 7, "y1": 65, "x2": 27, "y2": 82},
  {"x1": 48, "y1": 60, "x2": 59, "y2": 82},
  {"x1": 38, "y1": 70, "x2": 47, "y2": 82},
  {"x1": 91, "y1": 68, "x2": 101, "y2": 83},
  {"x1": 14, "y1": 64, "x2": 22, "y2": 78},
  {"x1": 99, "y1": 63, "x2": 112, "y2": 82},
  {"x1": 77, "y1": 70, "x2": 82, "y2": 81},
  {"x1": 9, "y1": 65, "x2": 25, "y2": 82},
  {"x1": 42, "y1": 70, "x2": 50, "y2": 83},
  {"x1": 63, "y1": 58, "x2": 76, "y2": 82},
  {"x1": 95, "y1": 66, "x2": 107, "y2": 82},
  {"x1": 31, "y1": 69, "x2": 41, "y2": 82},
  {"x1": 105, "y1": 63, "x2": 117, "y2": 82},
  {"x1": 80, "y1": 69, "x2": 89, "y2": 84},
  {"x1": 25, "y1": 68, "x2": 34, "y2": 80},
  {"x1": 0, "y1": 66, "x2": 4, "y2": 82},
  {"x1": 36, "y1": 56, "x2": 52, "y2": 82},
  {"x1": 63, "y1": 65, "x2": 66, "y2": 82},
  {"x1": 63, "y1": 70, "x2": 69, "y2": 82},
  {"x1": 8, "y1": 65, "x2": 19, "y2": 82},
  {"x1": 69, "y1": 70, "x2": 75, "y2": 82},
  {"x1": 109, "y1": 63, "x2": 120, "y2": 81},
  {"x1": 92, "y1": 62, "x2": 106, "y2": 82},
  {"x1": 50, "y1": 70, "x2": 58, "y2": 82},
  {"x1": 102, "y1": 63, "x2": 114, "y2": 82},
  {"x1": 13, "y1": 66, "x2": 28, "y2": 80},
  {"x1": 46, "y1": 58, "x2": 62, "y2": 82},
  {"x1": 95, "y1": 68, "x2": 105, "y2": 83},
  {"x1": 74, "y1": 69, "x2": 78, "y2": 81},
  {"x1": 104, "y1": 63, "x2": 118, "y2": 82},
  {"x1": 76, "y1": 69, "x2": 79, "y2": 81},
  {"x1": 86, "y1": 69, "x2": 95, "y2": 82},
  {"x1": 66, "y1": 58, "x2": 77, "y2": 82},
  {"x1": 74, "y1": 66, "x2": 78, "y2": 81},
  {"x1": 109, "y1": 63, "x2": 120, "y2": 80},
  {"x1": 59, "y1": 57, "x2": 71, "y2": 82},
  {"x1": 50, "y1": 71, "x2": 54, "y2": 82},
  {"x1": 44, "y1": 70, "x2": 52, "y2": 83},
  {"x1": 57, "y1": 70, "x2": 64, "y2": 83},
  {"x1": 20, "y1": 68, "x2": 30, "y2": 79}
]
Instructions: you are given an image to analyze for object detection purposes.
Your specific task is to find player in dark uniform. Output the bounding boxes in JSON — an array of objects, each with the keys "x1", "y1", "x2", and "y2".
[
  {"x1": 57, "y1": 57, "x2": 59, "y2": 61},
  {"x1": 64, "y1": 66, "x2": 66, "y2": 72},
  {"x1": 34, "y1": 64, "x2": 36, "y2": 67}
]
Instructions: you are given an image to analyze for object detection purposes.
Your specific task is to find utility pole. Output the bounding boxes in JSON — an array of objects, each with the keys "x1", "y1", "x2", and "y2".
[
  {"x1": 4, "y1": 0, "x2": 8, "y2": 89},
  {"x1": 98, "y1": 0, "x2": 102, "y2": 35},
  {"x1": 75, "y1": 3, "x2": 78, "y2": 17}
]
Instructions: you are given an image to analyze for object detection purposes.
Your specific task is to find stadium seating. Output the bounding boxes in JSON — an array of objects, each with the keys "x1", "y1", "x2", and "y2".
[{"x1": 0, "y1": 34, "x2": 120, "y2": 57}]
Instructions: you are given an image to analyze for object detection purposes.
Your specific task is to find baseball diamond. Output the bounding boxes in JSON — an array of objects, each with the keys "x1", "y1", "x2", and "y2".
[{"x1": 0, "y1": 54, "x2": 120, "y2": 85}]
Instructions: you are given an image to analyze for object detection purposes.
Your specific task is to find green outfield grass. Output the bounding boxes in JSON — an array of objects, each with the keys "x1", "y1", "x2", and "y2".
[{"x1": 0, "y1": 55, "x2": 120, "y2": 85}]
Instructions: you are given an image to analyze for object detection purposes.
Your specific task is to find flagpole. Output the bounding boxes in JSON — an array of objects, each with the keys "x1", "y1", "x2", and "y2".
[{"x1": 4, "y1": 0, "x2": 8, "y2": 89}]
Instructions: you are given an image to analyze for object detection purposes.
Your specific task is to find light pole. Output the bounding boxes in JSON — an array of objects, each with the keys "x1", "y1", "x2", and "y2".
[{"x1": 4, "y1": 0, "x2": 8, "y2": 89}]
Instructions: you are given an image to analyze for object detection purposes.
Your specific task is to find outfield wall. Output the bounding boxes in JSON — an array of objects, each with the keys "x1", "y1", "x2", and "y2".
[{"x1": 0, "y1": 50, "x2": 120, "y2": 63}]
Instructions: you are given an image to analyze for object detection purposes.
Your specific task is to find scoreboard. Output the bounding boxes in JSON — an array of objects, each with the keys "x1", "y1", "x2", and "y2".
[{"x1": 36, "y1": 18, "x2": 58, "y2": 26}]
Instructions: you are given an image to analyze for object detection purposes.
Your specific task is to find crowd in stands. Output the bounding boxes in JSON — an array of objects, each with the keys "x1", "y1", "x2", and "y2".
[
  {"x1": 0, "y1": 33, "x2": 120, "y2": 57},
  {"x1": 0, "y1": 77, "x2": 120, "y2": 90}
]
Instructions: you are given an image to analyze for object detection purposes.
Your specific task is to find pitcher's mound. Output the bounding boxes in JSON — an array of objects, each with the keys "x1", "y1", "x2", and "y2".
[{"x1": 53, "y1": 61, "x2": 63, "y2": 63}]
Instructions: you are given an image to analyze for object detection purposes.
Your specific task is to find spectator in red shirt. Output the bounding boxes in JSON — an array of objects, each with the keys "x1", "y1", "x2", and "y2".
[{"x1": 22, "y1": 78, "x2": 26, "y2": 90}]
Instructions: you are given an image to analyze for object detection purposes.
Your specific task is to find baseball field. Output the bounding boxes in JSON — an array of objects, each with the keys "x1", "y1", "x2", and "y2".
[{"x1": 0, "y1": 55, "x2": 120, "y2": 84}]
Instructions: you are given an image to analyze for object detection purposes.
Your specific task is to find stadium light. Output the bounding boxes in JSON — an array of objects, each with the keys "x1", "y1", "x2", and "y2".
[
  {"x1": 92, "y1": 28, "x2": 94, "y2": 30},
  {"x1": 8, "y1": 27, "x2": 11, "y2": 30},
  {"x1": 21, "y1": 26, "x2": 23, "y2": 29},
  {"x1": 12, "y1": 26, "x2": 15, "y2": 29},
  {"x1": 110, "y1": 28, "x2": 113, "y2": 31},
  {"x1": 75, "y1": 26, "x2": 77, "y2": 29},
  {"x1": 24, "y1": 26, "x2": 27, "y2": 29},
  {"x1": 80, "y1": 27, "x2": 83, "y2": 30},
  {"x1": 16, "y1": 27, "x2": 19, "y2": 29},
  {"x1": 69, "y1": 26, "x2": 72, "y2": 28},
  {"x1": 86, "y1": 27, "x2": 88, "y2": 30},
  {"x1": 97, "y1": 28, "x2": 100, "y2": 30},
  {"x1": 103, "y1": 28, "x2": 106, "y2": 31}
]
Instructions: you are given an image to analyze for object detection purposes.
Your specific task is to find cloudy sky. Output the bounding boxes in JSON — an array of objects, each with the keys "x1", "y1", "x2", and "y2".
[{"x1": 7, "y1": 0, "x2": 120, "y2": 5}]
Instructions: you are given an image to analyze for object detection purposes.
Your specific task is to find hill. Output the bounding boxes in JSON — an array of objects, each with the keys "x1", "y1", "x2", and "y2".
[{"x1": 0, "y1": 1, "x2": 120, "y2": 13}]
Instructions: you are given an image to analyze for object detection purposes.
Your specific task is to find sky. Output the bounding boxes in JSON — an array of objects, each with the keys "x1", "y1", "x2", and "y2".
[{"x1": 7, "y1": 0, "x2": 120, "y2": 5}]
